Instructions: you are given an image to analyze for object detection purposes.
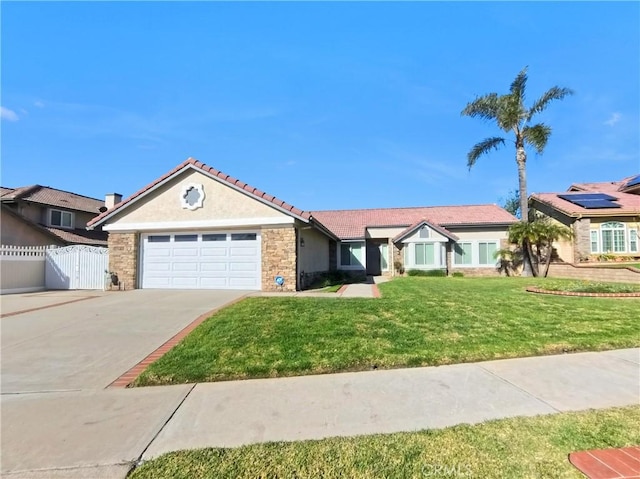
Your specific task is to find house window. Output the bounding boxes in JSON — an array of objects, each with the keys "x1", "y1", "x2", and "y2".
[
  {"x1": 231, "y1": 233, "x2": 257, "y2": 241},
  {"x1": 414, "y1": 243, "x2": 435, "y2": 265},
  {"x1": 454, "y1": 243, "x2": 473, "y2": 265},
  {"x1": 175, "y1": 234, "x2": 198, "y2": 242},
  {"x1": 601, "y1": 222, "x2": 625, "y2": 253},
  {"x1": 590, "y1": 230, "x2": 599, "y2": 253},
  {"x1": 340, "y1": 242, "x2": 364, "y2": 267},
  {"x1": 380, "y1": 243, "x2": 389, "y2": 271},
  {"x1": 630, "y1": 229, "x2": 638, "y2": 253},
  {"x1": 478, "y1": 242, "x2": 498, "y2": 266},
  {"x1": 50, "y1": 209, "x2": 73, "y2": 228}
]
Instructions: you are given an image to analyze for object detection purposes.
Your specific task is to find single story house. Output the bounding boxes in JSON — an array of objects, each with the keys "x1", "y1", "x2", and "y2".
[
  {"x1": 530, "y1": 174, "x2": 640, "y2": 263},
  {"x1": 1, "y1": 185, "x2": 114, "y2": 247},
  {"x1": 87, "y1": 158, "x2": 518, "y2": 291}
]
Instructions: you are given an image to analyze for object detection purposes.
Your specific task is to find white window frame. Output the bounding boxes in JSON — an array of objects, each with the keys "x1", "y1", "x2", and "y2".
[
  {"x1": 600, "y1": 222, "x2": 626, "y2": 253},
  {"x1": 339, "y1": 241, "x2": 366, "y2": 270},
  {"x1": 49, "y1": 209, "x2": 74, "y2": 229},
  {"x1": 590, "y1": 230, "x2": 599, "y2": 253},
  {"x1": 629, "y1": 229, "x2": 638, "y2": 253},
  {"x1": 380, "y1": 243, "x2": 390, "y2": 271},
  {"x1": 477, "y1": 241, "x2": 499, "y2": 266},
  {"x1": 453, "y1": 240, "x2": 500, "y2": 268},
  {"x1": 403, "y1": 241, "x2": 445, "y2": 270}
]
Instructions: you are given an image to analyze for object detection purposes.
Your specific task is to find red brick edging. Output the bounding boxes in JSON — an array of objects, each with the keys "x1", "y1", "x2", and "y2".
[
  {"x1": 372, "y1": 284, "x2": 381, "y2": 298},
  {"x1": 336, "y1": 284, "x2": 349, "y2": 295},
  {"x1": 569, "y1": 447, "x2": 640, "y2": 478},
  {"x1": 526, "y1": 287, "x2": 640, "y2": 298},
  {"x1": 108, "y1": 295, "x2": 248, "y2": 388}
]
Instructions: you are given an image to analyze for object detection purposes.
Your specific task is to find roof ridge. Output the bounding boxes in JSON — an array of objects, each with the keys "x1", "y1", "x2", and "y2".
[
  {"x1": 311, "y1": 203, "x2": 502, "y2": 213},
  {"x1": 88, "y1": 157, "x2": 312, "y2": 228}
]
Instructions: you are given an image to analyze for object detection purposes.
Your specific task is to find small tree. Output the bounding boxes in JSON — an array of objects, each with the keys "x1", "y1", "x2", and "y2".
[{"x1": 507, "y1": 218, "x2": 572, "y2": 277}]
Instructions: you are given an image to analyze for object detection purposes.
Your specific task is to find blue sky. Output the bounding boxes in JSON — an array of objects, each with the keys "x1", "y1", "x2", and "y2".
[{"x1": 2, "y1": 2, "x2": 639, "y2": 211}]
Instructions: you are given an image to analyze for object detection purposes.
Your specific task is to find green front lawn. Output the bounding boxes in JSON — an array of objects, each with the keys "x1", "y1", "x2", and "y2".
[
  {"x1": 130, "y1": 405, "x2": 640, "y2": 479},
  {"x1": 134, "y1": 277, "x2": 639, "y2": 386}
]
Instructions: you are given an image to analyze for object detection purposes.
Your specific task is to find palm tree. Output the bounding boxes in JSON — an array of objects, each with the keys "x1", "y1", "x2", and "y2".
[{"x1": 462, "y1": 67, "x2": 573, "y2": 275}]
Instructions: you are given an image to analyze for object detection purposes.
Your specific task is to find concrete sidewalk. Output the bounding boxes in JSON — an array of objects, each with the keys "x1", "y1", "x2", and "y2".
[
  {"x1": 3, "y1": 348, "x2": 638, "y2": 478},
  {"x1": 143, "y1": 348, "x2": 639, "y2": 459}
]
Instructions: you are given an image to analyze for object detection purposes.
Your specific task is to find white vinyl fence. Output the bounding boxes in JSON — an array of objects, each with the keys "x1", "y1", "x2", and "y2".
[
  {"x1": 0, "y1": 245, "x2": 47, "y2": 294},
  {"x1": 0, "y1": 244, "x2": 109, "y2": 294},
  {"x1": 45, "y1": 245, "x2": 109, "y2": 290}
]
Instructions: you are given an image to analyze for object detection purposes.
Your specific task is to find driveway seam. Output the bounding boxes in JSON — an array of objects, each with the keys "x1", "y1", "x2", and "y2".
[
  {"x1": 476, "y1": 364, "x2": 561, "y2": 413},
  {"x1": 129, "y1": 383, "x2": 197, "y2": 474},
  {"x1": 0, "y1": 295, "x2": 99, "y2": 318}
]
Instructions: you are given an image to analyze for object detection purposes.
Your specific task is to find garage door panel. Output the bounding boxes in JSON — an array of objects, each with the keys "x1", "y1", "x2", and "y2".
[
  {"x1": 172, "y1": 263, "x2": 199, "y2": 272},
  {"x1": 230, "y1": 262, "x2": 258, "y2": 272},
  {"x1": 147, "y1": 248, "x2": 171, "y2": 257},
  {"x1": 201, "y1": 247, "x2": 228, "y2": 257},
  {"x1": 230, "y1": 246, "x2": 258, "y2": 256},
  {"x1": 142, "y1": 232, "x2": 261, "y2": 290},
  {"x1": 201, "y1": 262, "x2": 228, "y2": 272}
]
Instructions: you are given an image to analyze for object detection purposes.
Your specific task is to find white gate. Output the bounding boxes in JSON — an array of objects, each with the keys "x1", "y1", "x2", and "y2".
[{"x1": 45, "y1": 245, "x2": 109, "y2": 290}]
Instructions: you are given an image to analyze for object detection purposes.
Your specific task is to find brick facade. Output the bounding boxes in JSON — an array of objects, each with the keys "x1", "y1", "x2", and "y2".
[
  {"x1": 108, "y1": 232, "x2": 139, "y2": 289},
  {"x1": 261, "y1": 227, "x2": 297, "y2": 292}
]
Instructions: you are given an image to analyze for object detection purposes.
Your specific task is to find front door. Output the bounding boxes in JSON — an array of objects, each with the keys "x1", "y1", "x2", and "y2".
[{"x1": 366, "y1": 241, "x2": 382, "y2": 276}]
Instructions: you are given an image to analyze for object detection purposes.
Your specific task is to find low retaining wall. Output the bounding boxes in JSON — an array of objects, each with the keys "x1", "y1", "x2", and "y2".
[{"x1": 547, "y1": 263, "x2": 640, "y2": 284}]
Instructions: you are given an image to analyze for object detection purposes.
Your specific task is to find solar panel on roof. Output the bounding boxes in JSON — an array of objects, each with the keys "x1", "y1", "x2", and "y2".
[
  {"x1": 558, "y1": 194, "x2": 622, "y2": 209},
  {"x1": 626, "y1": 175, "x2": 640, "y2": 188},
  {"x1": 576, "y1": 200, "x2": 622, "y2": 209},
  {"x1": 558, "y1": 193, "x2": 617, "y2": 201}
]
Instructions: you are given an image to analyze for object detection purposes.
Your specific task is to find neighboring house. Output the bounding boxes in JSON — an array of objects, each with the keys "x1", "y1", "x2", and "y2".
[
  {"x1": 0, "y1": 185, "x2": 116, "y2": 247},
  {"x1": 530, "y1": 174, "x2": 640, "y2": 263},
  {"x1": 88, "y1": 158, "x2": 518, "y2": 292}
]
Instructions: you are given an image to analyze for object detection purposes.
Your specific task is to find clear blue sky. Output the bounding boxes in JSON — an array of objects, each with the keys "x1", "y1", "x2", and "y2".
[{"x1": 2, "y1": 2, "x2": 638, "y2": 211}]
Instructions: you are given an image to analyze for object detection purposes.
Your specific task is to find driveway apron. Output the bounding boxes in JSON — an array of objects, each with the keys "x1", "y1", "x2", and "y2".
[{"x1": 1, "y1": 290, "x2": 248, "y2": 477}]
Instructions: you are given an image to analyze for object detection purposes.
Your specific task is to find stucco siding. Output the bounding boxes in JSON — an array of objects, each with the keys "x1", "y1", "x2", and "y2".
[
  {"x1": 0, "y1": 211, "x2": 62, "y2": 246},
  {"x1": 366, "y1": 227, "x2": 406, "y2": 239},
  {"x1": 106, "y1": 170, "x2": 290, "y2": 226},
  {"x1": 449, "y1": 227, "x2": 509, "y2": 241},
  {"x1": 402, "y1": 226, "x2": 447, "y2": 242},
  {"x1": 298, "y1": 227, "x2": 330, "y2": 273}
]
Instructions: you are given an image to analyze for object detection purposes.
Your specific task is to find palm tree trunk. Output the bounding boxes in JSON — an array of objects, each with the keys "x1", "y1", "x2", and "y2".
[
  {"x1": 516, "y1": 143, "x2": 534, "y2": 276},
  {"x1": 543, "y1": 247, "x2": 553, "y2": 277}
]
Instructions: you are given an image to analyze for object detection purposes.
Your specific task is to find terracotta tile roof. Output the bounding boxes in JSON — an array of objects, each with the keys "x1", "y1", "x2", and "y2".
[
  {"x1": 531, "y1": 191, "x2": 640, "y2": 217},
  {"x1": 0, "y1": 185, "x2": 105, "y2": 214},
  {"x1": 45, "y1": 227, "x2": 108, "y2": 246},
  {"x1": 568, "y1": 174, "x2": 639, "y2": 194},
  {"x1": 311, "y1": 204, "x2": 518, "y2": 239},
  {"x1": 88, "y1": 158, "x2": 311, "y2": 228}
]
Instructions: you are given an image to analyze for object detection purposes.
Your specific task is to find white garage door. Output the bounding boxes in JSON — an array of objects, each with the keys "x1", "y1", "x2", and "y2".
[{"x1": 141, "y1": 232, "x2": 261, "y2": 290}]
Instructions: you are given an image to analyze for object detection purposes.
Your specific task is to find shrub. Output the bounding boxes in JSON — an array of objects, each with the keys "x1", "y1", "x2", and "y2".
[
  {"x1": 407, "y1": 269, "x2": 447, "y2": 277},
  {"x1": 452, "y1": 272, "x2": 464, "y2": 277}
]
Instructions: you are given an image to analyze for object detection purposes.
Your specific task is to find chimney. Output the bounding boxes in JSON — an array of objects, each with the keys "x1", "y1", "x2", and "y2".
[{"x1": 105, "y1": 193, "x2": 122, "y2": 210}]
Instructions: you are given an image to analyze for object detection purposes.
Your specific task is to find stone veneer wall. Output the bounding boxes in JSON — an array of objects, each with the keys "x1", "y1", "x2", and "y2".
[
  {"x1": 449, "y1": 267, "x2": 502, "y2": 277},
  {"x1": 261, "y1": 227, "x2": 297, "y2": 292},
  {"x1": 573, "y1": 218, "x2": 591, "y2": 263},
  {"x1": 108, "y1": 233, "x2": 139, "y2": 289},
  {"x1": 392, "y1": 243, "x2": 404, "y2": 274}
]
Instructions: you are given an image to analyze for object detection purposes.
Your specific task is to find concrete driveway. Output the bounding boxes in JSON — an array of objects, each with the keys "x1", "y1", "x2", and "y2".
[{"x1": 1, "y1": 289, "x2": 248, "y2": 477}]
